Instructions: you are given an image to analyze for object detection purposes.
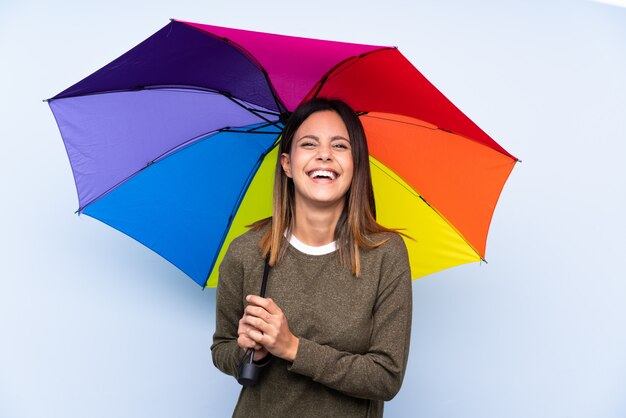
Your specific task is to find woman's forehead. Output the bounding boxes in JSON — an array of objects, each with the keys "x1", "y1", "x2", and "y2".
[{"x1": 296, "y1": 111, "x2": 349, "y2": 136}]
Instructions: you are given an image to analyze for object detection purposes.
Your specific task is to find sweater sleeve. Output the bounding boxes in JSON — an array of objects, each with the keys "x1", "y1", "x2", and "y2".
[
  {"x1": 210, "y1": 243, "x2": 247, "y2": 377},
  {"x1": 288, "y1": 239, "x2": 412, "y2": 401}
]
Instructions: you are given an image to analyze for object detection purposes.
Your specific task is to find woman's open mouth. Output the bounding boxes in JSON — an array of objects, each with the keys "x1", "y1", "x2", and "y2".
[{"x1": 307, "y1": 169, "x2": 338, "y2": 181}]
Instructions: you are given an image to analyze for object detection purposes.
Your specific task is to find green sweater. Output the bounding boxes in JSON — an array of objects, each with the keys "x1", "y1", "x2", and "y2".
[{"x1": 211, "y1": 228, "x2": 412, "y2": 418}]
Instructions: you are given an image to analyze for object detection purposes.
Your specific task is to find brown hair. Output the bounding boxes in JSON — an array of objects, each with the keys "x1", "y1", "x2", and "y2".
[{"x1": 251, "y1": 98, "x2": 399, "y2": 276}]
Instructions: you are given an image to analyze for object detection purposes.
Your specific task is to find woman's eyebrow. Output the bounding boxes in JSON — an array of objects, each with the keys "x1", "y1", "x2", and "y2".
[
  {"x1": 296, "y1": 135, "x2": 349, "y2": 142},
  {"x1": 297, "y1": 135, "x2": 319, "y2": 142}
]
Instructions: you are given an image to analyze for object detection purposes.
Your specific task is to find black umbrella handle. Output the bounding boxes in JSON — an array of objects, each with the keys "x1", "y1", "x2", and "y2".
[
  {"x1": 237, "y1": 255, "x2": 270, "y2": 386},
  {"x1": 237, "y1": 348, "x2": 260, "y2": 386}
]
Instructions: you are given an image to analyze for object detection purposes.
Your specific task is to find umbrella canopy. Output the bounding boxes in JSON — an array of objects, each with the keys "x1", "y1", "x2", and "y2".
[{"x1": 48, "y1": 19, "x2": 517, "y2": 288}]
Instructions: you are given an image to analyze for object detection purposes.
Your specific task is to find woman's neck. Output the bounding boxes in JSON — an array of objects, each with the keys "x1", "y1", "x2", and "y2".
[{"x1": 292, "y1": 200, "x2": 344, "y2": 246}]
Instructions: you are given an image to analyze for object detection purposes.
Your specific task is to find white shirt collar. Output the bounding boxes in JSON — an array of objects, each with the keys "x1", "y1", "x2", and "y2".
[{"x1": 287, "y1": 233, "x2": 337, "y2": 255}]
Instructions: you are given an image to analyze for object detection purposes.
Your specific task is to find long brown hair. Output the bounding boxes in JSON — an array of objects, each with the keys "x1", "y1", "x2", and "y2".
[{"x1": 252, "y1": 98, "x2": 398, "y2": 276}]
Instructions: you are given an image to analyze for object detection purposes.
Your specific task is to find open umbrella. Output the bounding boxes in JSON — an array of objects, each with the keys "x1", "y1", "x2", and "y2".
[{"x1": 47, "y1": 19, "x2": 517, "y2": 288}]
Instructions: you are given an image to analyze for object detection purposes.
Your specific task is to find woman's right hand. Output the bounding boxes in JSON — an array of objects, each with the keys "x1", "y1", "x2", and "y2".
[{"x1": 237, "y1": 314, "x2": 269, "y2": 361}]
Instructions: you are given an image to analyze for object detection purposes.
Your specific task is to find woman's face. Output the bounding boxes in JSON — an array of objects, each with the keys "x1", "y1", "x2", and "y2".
[{"x1": 281, "y1": 110, "x2": 354, "y2": 210}]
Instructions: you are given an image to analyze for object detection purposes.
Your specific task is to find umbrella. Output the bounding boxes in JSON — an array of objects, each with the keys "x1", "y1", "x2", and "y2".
[{"x1": 47, "y1": 19, "x2": 517, "y2": 288}]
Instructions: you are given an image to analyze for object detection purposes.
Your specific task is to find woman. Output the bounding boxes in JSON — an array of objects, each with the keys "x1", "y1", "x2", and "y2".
[{"x1": 211, "y1": 98, "x2": 412, "y2": 418}]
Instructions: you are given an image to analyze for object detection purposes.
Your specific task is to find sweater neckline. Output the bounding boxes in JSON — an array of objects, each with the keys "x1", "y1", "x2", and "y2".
[{"x1": 287, "y1": 233, "x2": 337, "y2": 256}]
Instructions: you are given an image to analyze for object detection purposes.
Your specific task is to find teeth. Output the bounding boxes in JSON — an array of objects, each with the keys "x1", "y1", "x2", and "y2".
[{"x1": 309, "y1": 170, "x2": 337, "y2": 180}]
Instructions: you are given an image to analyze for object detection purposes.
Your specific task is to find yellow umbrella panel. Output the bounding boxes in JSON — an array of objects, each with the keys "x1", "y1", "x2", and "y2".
[{"x1": 204, "y1": 113, "x2": 515, "y2": 288}]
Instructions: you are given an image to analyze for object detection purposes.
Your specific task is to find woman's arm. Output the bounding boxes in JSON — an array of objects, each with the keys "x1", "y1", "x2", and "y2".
[
  {"x1": 210, "y1": 244, "x2": 247, "y2": 377},
  {"x1": 288, "y1": 265, "x2": 412, "y2": 401}
]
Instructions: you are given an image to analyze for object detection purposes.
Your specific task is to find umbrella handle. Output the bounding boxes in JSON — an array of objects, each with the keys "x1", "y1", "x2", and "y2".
[
  {"x1": 236, "y1": 255, "x2": 271, "y2": 386},
  {"x1": 237, "y1": 349, "x2": 261, "y2": 386}
]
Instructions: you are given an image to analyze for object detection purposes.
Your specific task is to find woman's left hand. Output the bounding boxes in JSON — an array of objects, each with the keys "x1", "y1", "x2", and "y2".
[{"x1": 242, "y1": 295, "x2": 299, "y2": 362}]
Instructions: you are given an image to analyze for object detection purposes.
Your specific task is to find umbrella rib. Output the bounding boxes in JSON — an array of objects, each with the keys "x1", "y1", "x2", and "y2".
[
  {"x1": 218, "y1": 128, "x2": 281, "y2": 134},
  {"x1": 360, "y1": 114, "x2": 439, "y2": 130},
  {"x1": 247, "y1": 122, "x2": 278, "y2": 132},
  {"x1": 75, "y1": 125, "x2": 281, "y2": 214},
  {"x1": 47, "y1": 84, "x2": 227, "y2": 101},
  {"x1": 203, "y1": 136, "x2": 282, "y2": 287},
  {"x1": 47, "y1": 85, "x2": 283, "y2": 138},
  {"x1": 369, "y1": 158, "x2": 486, "y2": 262},
  {"x1": 362, "y1": 114, "x2": 520, "y2": 162},
  {"x1": 179, "y1": 21, "x2": 289, "y2": 117},
  {"x1": 309, "y1": 47, "x2": 396, "y2": 104},
  {"x1": 74, "y1": 128, "x2": 217, "y2": 213},
  {"x1": 220, "y1": 94, "x2": 284, "y2": 130},
  {"x1": 220, "y1": 121, "x2": 283, "y2": 134},
  {"x1": 46, "y1": 85, "x2": 284, "y2": 122}
]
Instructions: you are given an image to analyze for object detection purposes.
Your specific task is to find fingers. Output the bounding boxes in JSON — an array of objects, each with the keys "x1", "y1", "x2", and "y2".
[
  {"x1": 239, "y1": 338, "x2": 262, "y2": 351},
  {"x1": 237, "y1": 333, "x2": 263, "y2": 351},
  {"x1": 238, "y1": 312, "x2": 274, "y2": 348},
  {"x1": 246, "y1": 295, "x2": 280, "y2": 314},
  {"x1": 237, "y1": 316, "x2": 257, "y2": 336},
  {"x1": 245, "y1": 304, "x2": 272, "y2": 321},
  {"x1": 240, "y1": 296, "x2": 298, "y2": 361},
  {"x1": 246, "y1": 327, "x2": 265, "y2": 341},
  {"x1": 242, "y1": 313, "x2": 272, "y2": 335},
  {"x1": 237, "y1": 316, "x2": 263, "y2": 350}
]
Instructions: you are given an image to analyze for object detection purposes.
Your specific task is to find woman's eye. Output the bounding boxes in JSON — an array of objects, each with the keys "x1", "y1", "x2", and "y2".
[
  {"x1": 333, "y1": 143, "x2": 349, "y2": 150},
  {"x1": 301, "y1": 142, "x2": 315, "y2": 148}
]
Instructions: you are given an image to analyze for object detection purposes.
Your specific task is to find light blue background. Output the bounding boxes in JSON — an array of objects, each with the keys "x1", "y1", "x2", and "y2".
[{"x1": 1, "y1": 1, "x2": 625, "y2": 417}]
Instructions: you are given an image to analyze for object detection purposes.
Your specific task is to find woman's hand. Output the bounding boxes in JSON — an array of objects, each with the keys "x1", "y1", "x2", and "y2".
[
  {"x1": 237, "y1": 315, "x2": 269, "y2": 362},
  {"x1": 241, "y1": 295, "x2": 299, "y2": 362}
]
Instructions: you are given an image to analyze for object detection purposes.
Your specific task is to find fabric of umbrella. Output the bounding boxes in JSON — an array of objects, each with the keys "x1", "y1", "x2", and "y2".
[{"x1": 47, "y1": 19, "x2": 517, "y2": 288}]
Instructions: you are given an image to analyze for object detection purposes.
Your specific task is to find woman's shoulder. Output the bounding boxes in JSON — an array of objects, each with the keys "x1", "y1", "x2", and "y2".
[
  {"x1": 227, "y1": 220, "x2": 270, "y2": 255},
  {"x1": 370, "y1": 230, "x2": 408, "y2": 253},
  {"x1": 365, "y1": 230, "x2": 410, "y2": 268},
  {"x1": 229, "y1": 226, "x2": 265, "y2": 250},
  {"x1": 358, "y1": 231, "x2": 411, "y2": 284},
  {"x1": 220, "y1": 227, "x2": 266, "y2": 273}
]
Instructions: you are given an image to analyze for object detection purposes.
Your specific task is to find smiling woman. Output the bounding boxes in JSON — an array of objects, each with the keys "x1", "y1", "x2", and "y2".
[
  {"x1": 211, "y1": 98, "x2": 413, "y2": 418},
  {"x1": 280, "y1": 110, "x2": 354, "y2": 233}
]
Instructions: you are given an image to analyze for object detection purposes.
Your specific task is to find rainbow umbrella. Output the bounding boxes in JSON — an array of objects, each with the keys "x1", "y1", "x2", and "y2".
[{"x1": 47, "y1": 19, "x2": 517, "y2": 288}]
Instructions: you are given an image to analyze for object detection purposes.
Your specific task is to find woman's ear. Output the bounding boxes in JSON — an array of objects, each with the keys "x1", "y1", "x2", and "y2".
[{"x1": 280, "y1": 153, "x2": 292, "y2": 178}]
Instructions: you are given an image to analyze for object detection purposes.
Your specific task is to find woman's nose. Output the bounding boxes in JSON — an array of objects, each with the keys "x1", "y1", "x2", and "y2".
[{"x1": 317, "y1": 144, "x2": 332, "y2": 161}]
